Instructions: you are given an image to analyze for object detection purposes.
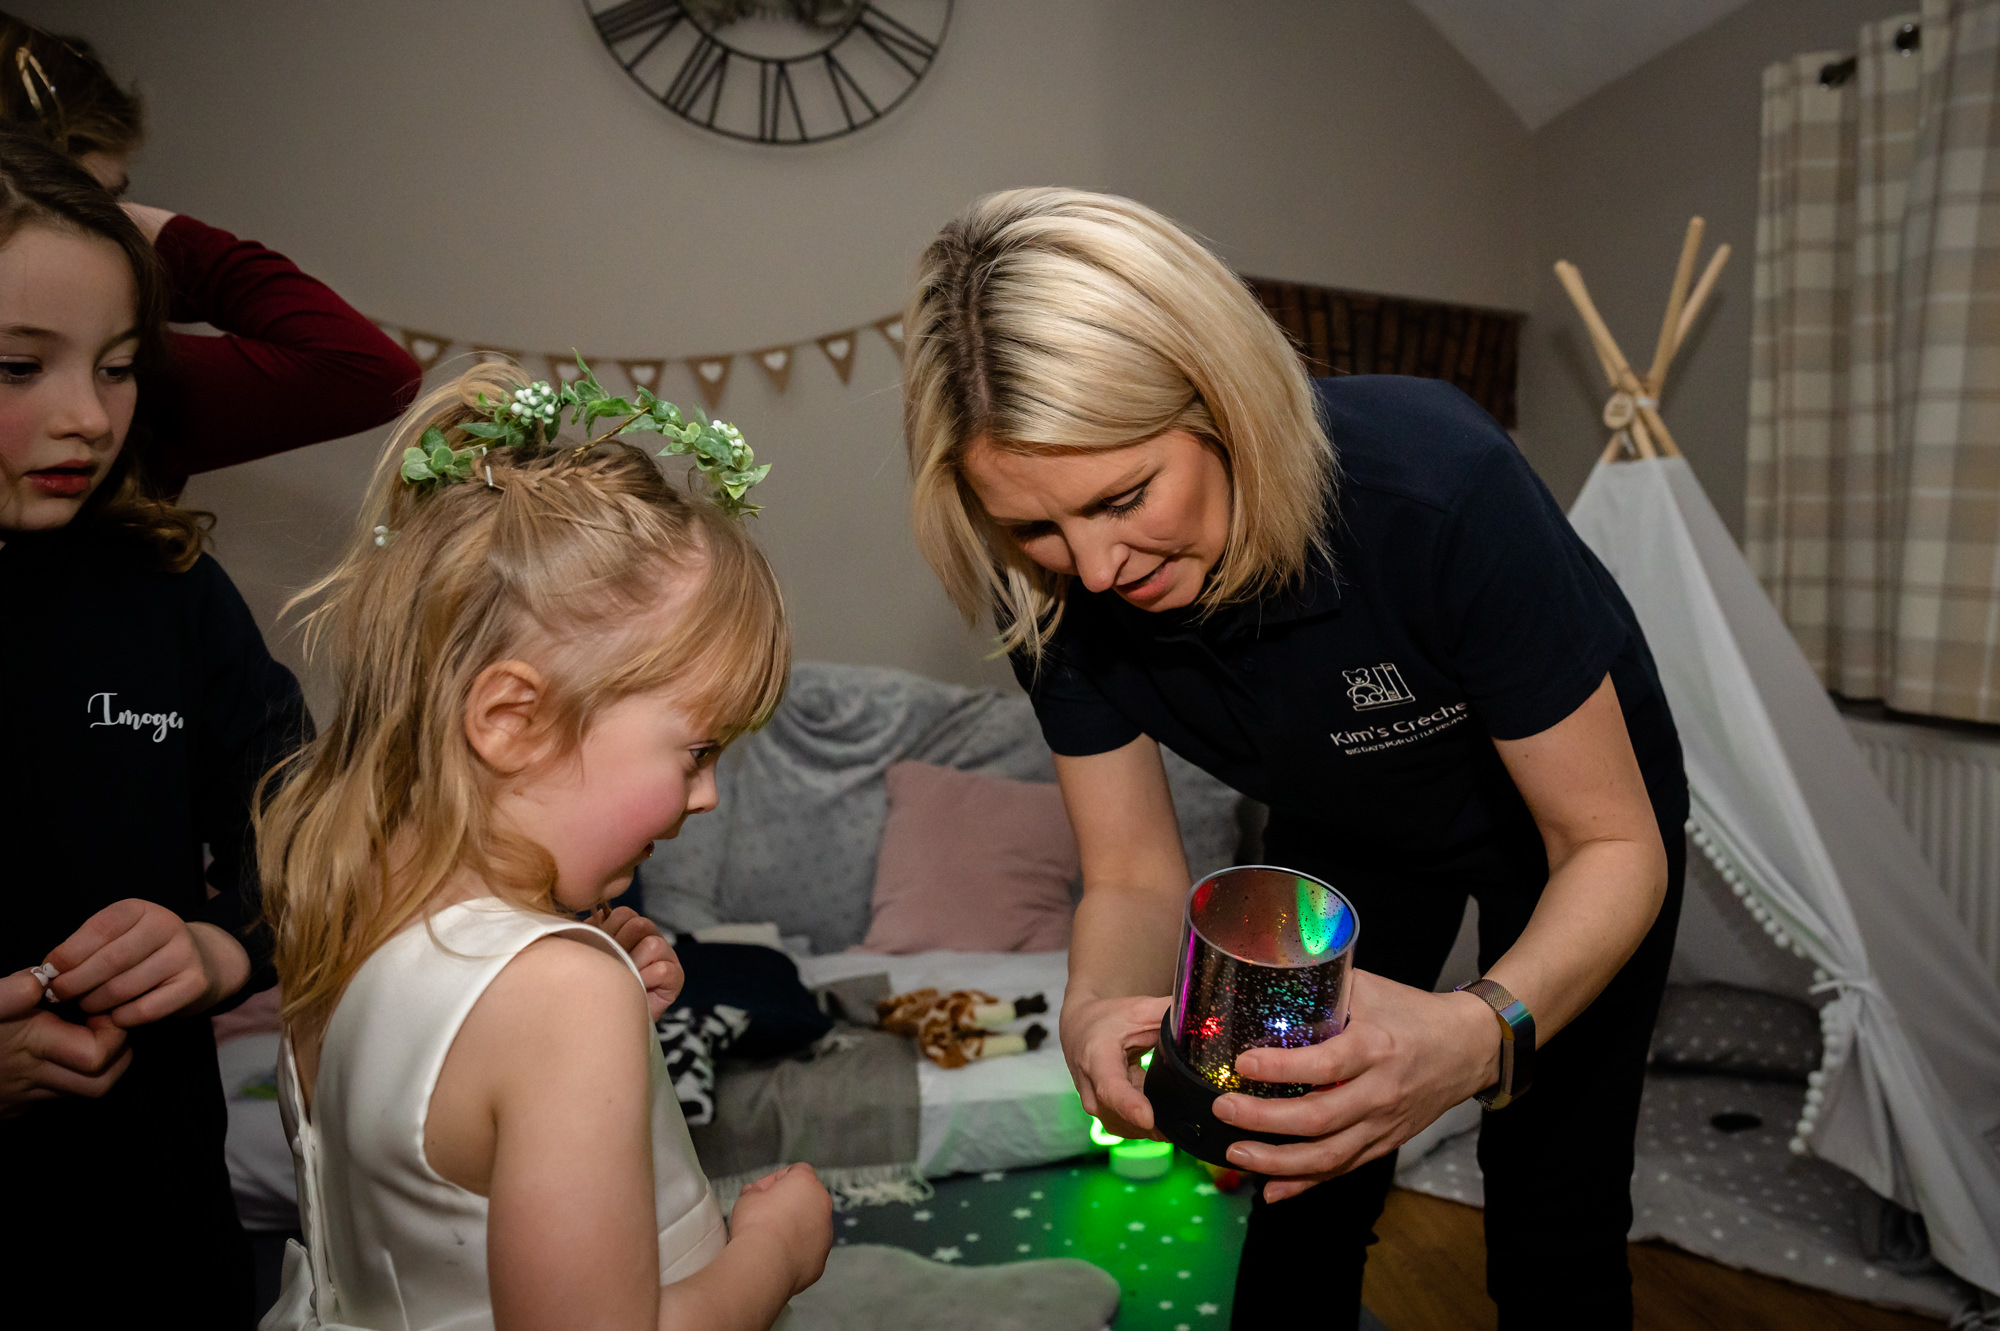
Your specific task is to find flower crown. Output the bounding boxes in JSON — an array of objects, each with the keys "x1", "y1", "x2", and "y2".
[{"x1": 397, "y1": 356, "x2": 770, "y2": 518}]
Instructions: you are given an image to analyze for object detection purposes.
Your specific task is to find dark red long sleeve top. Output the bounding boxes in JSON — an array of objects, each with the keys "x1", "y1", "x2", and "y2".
[{"x1": 143, "y1": 213, "x2": 422, "y2": 492}]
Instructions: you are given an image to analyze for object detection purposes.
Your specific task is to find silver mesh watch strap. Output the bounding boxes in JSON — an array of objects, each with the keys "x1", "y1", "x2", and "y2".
[{"x1": 1456, "y1": 977, "x2": 1535, "y2": 1109}]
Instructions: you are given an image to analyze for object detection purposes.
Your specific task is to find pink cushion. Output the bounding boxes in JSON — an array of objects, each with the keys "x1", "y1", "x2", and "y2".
[{"x1": 857, "y1": 762, "x2": 1080, "y2": 954}]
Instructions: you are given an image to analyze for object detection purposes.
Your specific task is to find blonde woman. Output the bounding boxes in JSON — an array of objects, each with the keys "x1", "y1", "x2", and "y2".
[{"x1": 904, "y1": 189, "x2": 1684, "y2": 1329}]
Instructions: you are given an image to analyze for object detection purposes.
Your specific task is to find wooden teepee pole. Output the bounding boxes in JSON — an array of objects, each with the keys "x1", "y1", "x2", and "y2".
[
  {"x1": 1553, "y1": 262, "x2": 1635, "y2": 390},
  {"x1": 1647, "y1": 217, "x2": 1704, "y2": 391},
  {"x1": 1554, "y1": 261, "x2": 1657, "y2": 459},
  {"x1": 1673, "y1": 243, "x2": 1731, "y2": 353},
  {"x1": 1555, "y1": 219, "x2": 1730, "y2": 465}
]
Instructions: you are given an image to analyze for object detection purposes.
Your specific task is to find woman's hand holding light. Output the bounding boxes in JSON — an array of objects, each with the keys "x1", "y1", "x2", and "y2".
[
  {"x1": 596, "y1": 905, "x2": 683, "y2": 1021},
  {"x1": 1211, "y1": 968, "x2": 1501, "y2": 1202},
  {"x1": 1058, "y1": 990, "x2": 1172, "y2": 1141}
]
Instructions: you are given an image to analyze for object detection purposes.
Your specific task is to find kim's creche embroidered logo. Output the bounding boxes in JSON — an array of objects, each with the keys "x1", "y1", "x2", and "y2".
[{"x1": 1343, "y1": 663, "x2": 1415, "y2": 712}]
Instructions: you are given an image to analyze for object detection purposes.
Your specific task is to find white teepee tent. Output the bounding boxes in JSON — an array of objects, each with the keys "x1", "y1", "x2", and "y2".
[{"x1": 1559, "y1": 226, "x2": 2000, "y2": 1299}]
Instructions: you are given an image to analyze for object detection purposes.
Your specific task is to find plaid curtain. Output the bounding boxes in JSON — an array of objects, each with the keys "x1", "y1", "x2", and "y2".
[{"x1": 1748, "y1": 0, "x2": 2000, "y2": 722}]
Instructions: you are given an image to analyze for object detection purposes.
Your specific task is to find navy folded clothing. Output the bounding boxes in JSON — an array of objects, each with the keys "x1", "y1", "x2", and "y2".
[{"x1": 671, "y1": 937, "x2": 833, "y2": 1059}]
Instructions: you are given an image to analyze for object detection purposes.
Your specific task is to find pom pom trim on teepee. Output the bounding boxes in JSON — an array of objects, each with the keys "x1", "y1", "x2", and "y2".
[{"x1": 1683, "y1": 815, "x2": 1850, "y2": 1156}]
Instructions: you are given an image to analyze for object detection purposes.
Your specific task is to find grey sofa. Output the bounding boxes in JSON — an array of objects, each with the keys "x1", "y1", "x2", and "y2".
[{"x1": 638, "y1": 661, "x2": 1250, "y2": 954}]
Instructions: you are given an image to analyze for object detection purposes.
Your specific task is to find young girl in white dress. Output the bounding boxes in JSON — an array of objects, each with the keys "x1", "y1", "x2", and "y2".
[{"x1": 257, "y1": 364, "x2": 829, "y2": 1330}]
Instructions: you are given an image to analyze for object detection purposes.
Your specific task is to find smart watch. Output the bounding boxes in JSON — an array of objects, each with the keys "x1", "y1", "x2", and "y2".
[{"x1": 1456, "y1": 977, "x2": 1534, "y2": 1109}]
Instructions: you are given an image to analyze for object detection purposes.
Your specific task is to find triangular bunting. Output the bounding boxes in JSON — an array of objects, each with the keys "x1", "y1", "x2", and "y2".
[
  {"x1": 545, "y1": 355, "x2": 592, "y2": 387},
  {"x1": 752, "y1": 345, "x2": 793, "y2": 393},
  {"x1": 818, "y1": 330, "x2": 857, "y2": 385},
  {"x1": 374, "y1": 315, "x2": 914, "y2": 396},
  {"x1": 620, "y1": 360, "x2": 666, "y2": 394},
  {"x1": 399, "y1": 328, "x2": 452, "y2": 372},
  {"x1": 688, "y1": 355, "x2": 733, "y2": 412}
]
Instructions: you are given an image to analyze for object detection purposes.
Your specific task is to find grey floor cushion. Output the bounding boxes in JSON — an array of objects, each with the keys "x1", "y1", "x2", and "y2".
[
  {"x1": 1649, "y1": 982, "x2": 1822, "y2": 1080},
  {"x1": 789, "y1": 1244, "x2": 1120, "y2": 1330},
  {"x1": 1396, "y1": 1070, "x2": 1975, "y2": 1318}
]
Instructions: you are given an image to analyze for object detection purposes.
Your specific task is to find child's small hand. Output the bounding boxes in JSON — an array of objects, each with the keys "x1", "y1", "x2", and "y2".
[
  {"x1": 730, "y1": 1163, "x2": 833, "y2": 1297},
  {"x1": 0, "y1": 970, "x2": 133, "y2": 1117},
  {"x1": 44, "y1": 899, "x2": 250, "y2": 1027},
  {"x1": 595, "y1": 906, "x2": 683, "y2": 1021}
]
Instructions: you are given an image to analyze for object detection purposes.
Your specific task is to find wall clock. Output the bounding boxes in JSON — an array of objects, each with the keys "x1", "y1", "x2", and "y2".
[{"x1": 585, "y1": 0, "x2": 952, "y2": 144}]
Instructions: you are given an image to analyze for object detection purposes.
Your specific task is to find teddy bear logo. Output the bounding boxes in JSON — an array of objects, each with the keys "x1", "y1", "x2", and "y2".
[{"x1": 1344, "y1": 663, "x2": 1415, "y2": 712}]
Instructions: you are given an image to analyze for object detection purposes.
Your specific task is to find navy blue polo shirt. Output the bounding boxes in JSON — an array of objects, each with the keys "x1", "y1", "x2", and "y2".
[{"x1": 1013, "y1": 375, "x2": 1685, "y2": 893}]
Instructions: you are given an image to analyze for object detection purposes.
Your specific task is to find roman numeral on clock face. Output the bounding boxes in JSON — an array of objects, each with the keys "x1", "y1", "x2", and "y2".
[
  {"x1": 592, "y1": 0, "x2": 686, "y2": 52},
  {"x1": 587, "y1": 0, "x2": 952, "y2": 145}
]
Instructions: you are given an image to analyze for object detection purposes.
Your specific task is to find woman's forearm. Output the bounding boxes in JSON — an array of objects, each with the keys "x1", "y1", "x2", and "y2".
[
  {"x1": 1481, "y1": 832, "x2": 1667, "y2": 1045},
  {"x1": 1483, "y1": 675, "x2": 1672, "y2": 1048},
  {"x1": 1066, "y1": 880, "x2": 1185, "y2": 1005},
  {"x1": 1052, "y1": 741, "x2": 1192, "y2": 1006}
]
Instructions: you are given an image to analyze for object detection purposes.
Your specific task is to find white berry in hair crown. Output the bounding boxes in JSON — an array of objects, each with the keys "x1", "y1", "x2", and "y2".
[{"x1": 397, "y1": 354, "x2": 770, "y2": 517}]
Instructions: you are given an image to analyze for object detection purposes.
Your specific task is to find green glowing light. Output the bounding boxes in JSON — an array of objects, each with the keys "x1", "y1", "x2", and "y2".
[
  {"x1": 1298, "y1": 877, "x2": 1334, "y2": 955},
  {"x1": 1088, "y1": 1052, "x2": 1160, "y2": 1148},
  {"x1": 1109, "y1": 1137, "x2": 1174, "y2": 1180},
  {"x1": 1114, "y1": 1139, "x2": 1173, "y2": 1160}
]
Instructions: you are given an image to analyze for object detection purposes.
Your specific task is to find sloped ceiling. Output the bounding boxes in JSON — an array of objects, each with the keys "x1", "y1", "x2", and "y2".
[{"x1": 1407, "y1": 0, "x2": 1760, "y2": 130}]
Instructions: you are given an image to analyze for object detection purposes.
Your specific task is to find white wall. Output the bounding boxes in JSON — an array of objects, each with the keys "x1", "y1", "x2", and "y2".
[{"x1": 21, "y1": 0, "x2": 1530, "y2": 715}]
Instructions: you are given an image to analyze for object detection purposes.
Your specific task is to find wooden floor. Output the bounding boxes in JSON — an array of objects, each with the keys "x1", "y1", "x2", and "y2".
[{"x1": 1361, "y1": 1188, "x2": 1947, "y2": 1331}]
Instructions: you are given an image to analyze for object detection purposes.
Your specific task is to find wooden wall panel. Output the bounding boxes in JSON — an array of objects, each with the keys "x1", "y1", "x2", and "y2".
[{"x1": 1247, "y1": 278, "x2": 1522, "y2": 428}]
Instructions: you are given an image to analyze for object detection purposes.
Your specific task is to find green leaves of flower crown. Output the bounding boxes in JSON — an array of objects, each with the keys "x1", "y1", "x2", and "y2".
[{"x1": 398, "y1": 355, "x2": 771, "y2": 517}]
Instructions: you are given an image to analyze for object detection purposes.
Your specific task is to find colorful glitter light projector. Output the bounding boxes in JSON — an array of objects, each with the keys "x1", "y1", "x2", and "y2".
[{"x1": 1142, "y1": 865, "x2": 1359, "y2": 1166}]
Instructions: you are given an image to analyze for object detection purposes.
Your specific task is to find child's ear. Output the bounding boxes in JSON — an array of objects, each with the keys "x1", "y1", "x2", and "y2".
[{"x1": 465, "y1": 660, "x2": 552, "y2": 774}]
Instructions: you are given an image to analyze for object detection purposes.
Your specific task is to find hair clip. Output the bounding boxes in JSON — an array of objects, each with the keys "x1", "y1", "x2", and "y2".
[{"x1": 14, "y1": 46, "x2": 60, "y2": 137}]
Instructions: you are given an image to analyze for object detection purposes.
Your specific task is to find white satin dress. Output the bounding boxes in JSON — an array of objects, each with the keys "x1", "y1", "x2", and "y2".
[{"x1": 263, "y1": 898, "x2": 727, "y2": 1330}]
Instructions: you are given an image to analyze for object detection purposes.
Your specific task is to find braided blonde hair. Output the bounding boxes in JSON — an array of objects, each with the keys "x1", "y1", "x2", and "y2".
[{"x1": 259, "y1": 363, "x2": 789, "y2": 1040}]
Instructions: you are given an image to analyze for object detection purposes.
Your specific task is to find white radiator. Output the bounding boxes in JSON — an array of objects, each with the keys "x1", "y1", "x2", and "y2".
[{"x1": 1844, "y1": 713, "x2": 2000, "y2": 981}]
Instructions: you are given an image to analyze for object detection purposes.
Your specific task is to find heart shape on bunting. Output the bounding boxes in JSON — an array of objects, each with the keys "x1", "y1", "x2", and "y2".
[
  {"x1": 545, "y1": 355, "x2": 592, "y2": 386},
  {"x1": 620, "y1": 360, "x2": 665, "y2": 394},
  {"x1": 818, "y1": 331, "x2": 857, "y2": 385},
  {"x1": 399, "y1": 329, "x2": 453, "y2": 373},
  {"x1": 688, "y1": 355, "x2": 733, "y2": 411},
  {"x1": 873, "y1": 316, "x2": 905, "y2": 356},
  {"x1": 471, "y1": 344, "x2": 523, "y2": 367},
  {"x1": 753, "y1": 346, "x2": 793, "y2": 393}
]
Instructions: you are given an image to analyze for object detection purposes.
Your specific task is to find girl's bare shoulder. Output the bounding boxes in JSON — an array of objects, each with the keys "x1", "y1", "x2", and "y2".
[
  {"x1": 427, "y1": 931, "x2": 651, "y2": 1190},
  {"x1": 472, "y1": 931, "x2": 646, "y2": 1042}
]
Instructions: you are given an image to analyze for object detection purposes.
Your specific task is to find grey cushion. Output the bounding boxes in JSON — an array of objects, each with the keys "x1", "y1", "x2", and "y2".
[
  {"x1": 1649, "y1": 982, "x2": 1823, "y2": 1081},
  {"x1": 642, "y1": 661, "x2": 1247, "y2": 954}
]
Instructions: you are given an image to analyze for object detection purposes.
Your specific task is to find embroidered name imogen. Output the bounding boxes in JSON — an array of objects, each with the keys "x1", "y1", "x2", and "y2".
[{"x1": 87, "y1": 691, "x2": 185, "y2": 743}]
